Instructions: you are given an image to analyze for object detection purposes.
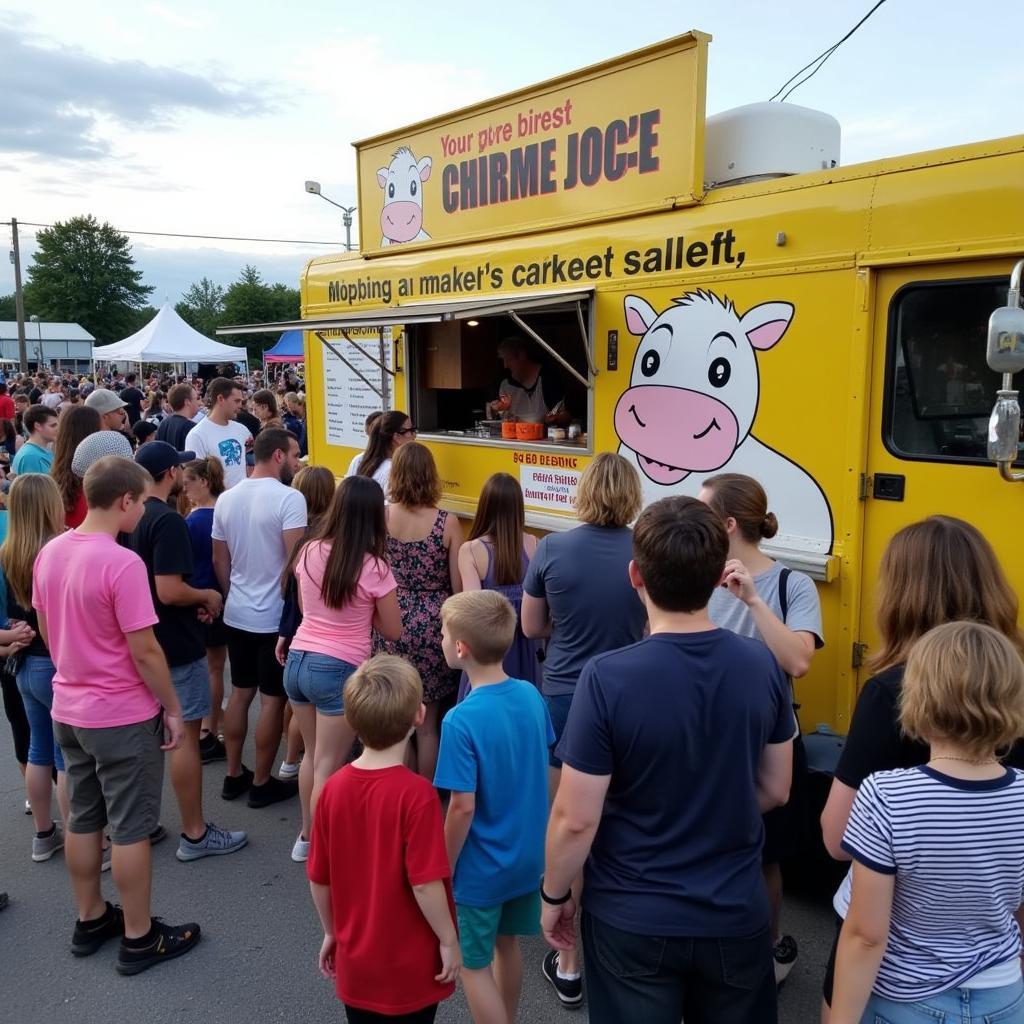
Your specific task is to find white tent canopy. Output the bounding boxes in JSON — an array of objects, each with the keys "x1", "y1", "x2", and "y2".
[{"x1": 92, "y1": 304, "x2": 247, "y2": 365}]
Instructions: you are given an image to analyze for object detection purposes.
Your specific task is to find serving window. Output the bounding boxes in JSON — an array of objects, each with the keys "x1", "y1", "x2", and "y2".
[{"x1": 407, "y1": 297, "x2": 593, "y2": 447}]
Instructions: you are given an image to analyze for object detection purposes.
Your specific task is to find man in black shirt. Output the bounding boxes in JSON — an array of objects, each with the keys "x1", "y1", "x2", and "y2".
[
  {"x1": 119, "y1": 372, "x2": 146, "y2": 426},
  {"x1": 156, "y1": 383, "x2": 201, "y2": 452},
  {"x1": 123, "y1": 442, "x2": 247, "y2": 863}
]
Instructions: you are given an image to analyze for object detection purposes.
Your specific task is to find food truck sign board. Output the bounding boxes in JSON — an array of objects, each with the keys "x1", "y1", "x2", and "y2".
[{"x1": 355, "y1": 32, "x2": 709, "y2": 257}]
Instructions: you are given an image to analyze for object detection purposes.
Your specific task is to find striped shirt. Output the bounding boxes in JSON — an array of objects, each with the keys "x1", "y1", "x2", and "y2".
[{"x1": 842, "y1": 766, "x2": 1024, "y2": 1001}]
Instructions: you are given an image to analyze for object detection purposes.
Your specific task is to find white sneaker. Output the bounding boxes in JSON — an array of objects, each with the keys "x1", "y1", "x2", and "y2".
[
  {"x1": 278, "y1": 760, "x2": 300, "y2": 780},
  {"x1": 291, "y1": 835, "x2": 310, "y2": 862}
]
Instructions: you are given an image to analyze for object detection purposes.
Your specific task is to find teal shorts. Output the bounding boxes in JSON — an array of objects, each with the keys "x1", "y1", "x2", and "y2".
[{"x1": 456, "y1": 890, "x2": 541, "y2": 969}]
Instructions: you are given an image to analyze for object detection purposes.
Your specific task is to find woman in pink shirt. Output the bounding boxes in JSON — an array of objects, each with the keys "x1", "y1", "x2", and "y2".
[{"x1": 283, "y1": 475, "x2": 402, "y2": 863}]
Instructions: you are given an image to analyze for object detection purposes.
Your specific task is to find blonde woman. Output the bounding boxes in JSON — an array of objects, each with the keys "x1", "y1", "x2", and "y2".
[{"x1": 0, "y1": 474, "x2": 70, "y2": 861}]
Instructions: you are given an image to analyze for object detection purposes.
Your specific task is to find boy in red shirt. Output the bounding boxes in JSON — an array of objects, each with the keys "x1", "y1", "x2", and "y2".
[{"x1": 307, "y1": 654, "x2": 460, "y2": 1023}]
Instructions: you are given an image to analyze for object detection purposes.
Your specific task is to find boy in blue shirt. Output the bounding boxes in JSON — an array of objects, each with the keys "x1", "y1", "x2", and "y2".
[{"x1": 435, "y1": 591, "x2": 554, "y2": 1024}]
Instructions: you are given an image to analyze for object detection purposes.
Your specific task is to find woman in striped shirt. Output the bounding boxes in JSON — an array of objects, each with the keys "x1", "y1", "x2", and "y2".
[{"x1": 831, "y1": 621, "x2": 1024, "y2": 1024}]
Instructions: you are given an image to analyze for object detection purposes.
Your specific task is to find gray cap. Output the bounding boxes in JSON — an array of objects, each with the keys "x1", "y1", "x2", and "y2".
[
  {"x1": 71, "y1": 431, "x2": 134, "y2": 477},
  {"x1": 84, "y1": 388, "x2": 127, "y2": 415}
]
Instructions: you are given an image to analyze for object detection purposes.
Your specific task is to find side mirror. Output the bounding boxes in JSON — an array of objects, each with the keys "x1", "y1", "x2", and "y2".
[{"x1": 987, "y1": 306, "x2": 1024, "y2": 374}]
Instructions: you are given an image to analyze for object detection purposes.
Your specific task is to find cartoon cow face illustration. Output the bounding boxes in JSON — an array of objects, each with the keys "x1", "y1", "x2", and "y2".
[
  {"x1": 376, "y1": 146, "x2": 432, "y2": 246},
  {"x1": 614, "y1": 290, "x2": 834, "y2": 553}
]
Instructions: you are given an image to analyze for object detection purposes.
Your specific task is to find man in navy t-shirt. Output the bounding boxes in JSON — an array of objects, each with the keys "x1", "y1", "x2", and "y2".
[{"x1": 541, "y1": 496, "x2": 795, "y2": 1024}]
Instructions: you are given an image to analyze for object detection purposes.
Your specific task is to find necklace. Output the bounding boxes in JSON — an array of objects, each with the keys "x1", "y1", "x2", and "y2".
[{"x1": 930, "y1": 755, "x2": 1000, "y2": 766}]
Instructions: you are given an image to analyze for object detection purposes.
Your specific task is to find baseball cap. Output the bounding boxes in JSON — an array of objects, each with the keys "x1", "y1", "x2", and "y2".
[
  {"x1": 84, "y1": 388, "x2": 128, "y2": 415},
  {"x1": 71, "y1": 431, "x2": 134, "y2": 477},
  {"x1": 134, "y1": 440, "x2": 196, "y2": 477}
]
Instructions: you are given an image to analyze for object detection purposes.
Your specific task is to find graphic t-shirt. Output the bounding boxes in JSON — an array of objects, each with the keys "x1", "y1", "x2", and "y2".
[
  {"x1": 523, "y1": 524, "x2": 647, "y2": 696},
  {"x1": 211, "y1": 477, "x2": 307, "y2": 632},
  {"x1": 184, "y1": 418, "x2": 252, "y2": 489},
  {"x1": 121, "y1": 497, "x2": 205, "y2": 667},
  {"x1": 292, "y1": 544, "x2": 396, "y2": 665},
  {"x1": 434, "y1": 679, "x2": 555, "y2": 907},
  {"x1": 33, "y1": 530, "x2": 160, "y2": 728},
  {"x1": 307, "y1": 764, "x2": 455, "y2": 1014},
  {"x1": 557, "y1": 630, "x2": 795, "y2": 937},
  {"x1": 11, "y1": 441, "x2": 53, "y2": 476}
]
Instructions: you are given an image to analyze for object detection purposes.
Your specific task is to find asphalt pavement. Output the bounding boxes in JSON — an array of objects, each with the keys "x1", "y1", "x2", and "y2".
[{"x1": 0, "y1": 701, "x2": 838, "y2": 1024}]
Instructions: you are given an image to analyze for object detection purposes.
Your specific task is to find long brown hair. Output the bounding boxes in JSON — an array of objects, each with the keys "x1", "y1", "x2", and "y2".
[
  {"x1": 0, "y1": 474, "x2": 65, "y2": 608},
  {"x1": 280, "y1": 466, "x2": 337, "y2": 594},
  {"x1": 467, "y1": 473, "x2": 524, "y2": 586},
  {"x1": 359, "y1": 410, "x2": 408, "y2": 481},
  {"x1": 389, "y1": 442, "x2": 440, "y2": 508},
  {"x1": 871, "y1": 515, "x2": 1023, "y2": 673},
  {"x1": 702, "y1": 473, "x2": 779, "y2": 543},
  {"x1": 50, "y1": 405, "x2": 102, "y2": 511}
]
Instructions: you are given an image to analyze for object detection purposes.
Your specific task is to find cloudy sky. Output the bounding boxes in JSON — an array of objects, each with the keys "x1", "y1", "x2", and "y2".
[{"x1": 2, "y1": 0, "x2": 1022, "y2": 309}]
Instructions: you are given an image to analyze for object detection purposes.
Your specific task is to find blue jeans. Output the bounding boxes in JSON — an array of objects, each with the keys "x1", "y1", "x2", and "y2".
[
  {"x1": 283, "y1": 649, "x2": 356, "y2": 717},
  {"x1": 863, "y1": 978, "x2": 1024, "y2": 1023},
  {"x1": 544, "y1": 692, "x2": 574, "y2": 768},
  {"x1": 581, "y1": 911, "x2": 777, "y2": 1024},
  {"x1": 15, "y1": 655, "x2": 64, "y2": 771}
]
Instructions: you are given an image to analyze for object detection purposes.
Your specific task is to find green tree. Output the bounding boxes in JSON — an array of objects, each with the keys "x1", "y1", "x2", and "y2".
[
  {"x1": 25, "y1": 215, "x2": 153, "y2": 343},
  {"x1": 220, "y1": 265, "x2": 299, "y2": 360},
  {"x1": 176, "y1": 277, "x2": 225, "y2": 339},
  {"x1": 0, "y1": 294, "x2": 15, "y2": 321},
  {"x1": 123, "y1": 304, "x2": 160, "y2": 337}
]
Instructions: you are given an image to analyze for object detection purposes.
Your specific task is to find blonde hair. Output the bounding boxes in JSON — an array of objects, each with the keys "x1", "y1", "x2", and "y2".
[
  {"x1": 871, "y1": 516, "x2": 1023, "y2": 674},
  {"x1": 343, "y1": 654, "x2": 422, "y2": 750},
  {"x1": 575, "y1": 452, "x2": 642, "y2": 528},
  {"x1": 441, "y1": 590, "x2": 516, "y2": 665},
  {"x1": 900, "y1": 621, "x2": 1024, "y2": 759},
  {"x1": 0, "y1": 474, "x2": 66, "y2": 608}
]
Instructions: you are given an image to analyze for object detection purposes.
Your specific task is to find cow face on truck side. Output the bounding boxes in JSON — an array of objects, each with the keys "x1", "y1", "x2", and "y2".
[
  {"x1": 376, "y1": 146, "x2": 432, "y2": 245},
  {"x1": 614, "y1": 290, "x2": 794, "y2": 486}
]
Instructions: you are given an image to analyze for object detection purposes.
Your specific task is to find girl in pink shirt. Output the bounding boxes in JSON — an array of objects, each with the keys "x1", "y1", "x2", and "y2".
[{"x1": 282, "y1": 475, "x2": 402, "y2": 863}]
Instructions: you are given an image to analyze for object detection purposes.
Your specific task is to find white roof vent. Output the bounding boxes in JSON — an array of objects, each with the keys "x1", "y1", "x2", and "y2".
[{"x1": 705, "y1": 102, "x2": 841, "y2": 188}]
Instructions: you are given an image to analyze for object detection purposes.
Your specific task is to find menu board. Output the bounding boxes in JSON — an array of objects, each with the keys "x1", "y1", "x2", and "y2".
[{"x1": 321, "y1": 328, "x2": 393, "y2": 448}]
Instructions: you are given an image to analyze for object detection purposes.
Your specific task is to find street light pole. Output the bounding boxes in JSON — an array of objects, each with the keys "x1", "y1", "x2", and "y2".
[
  {"x1": 304, "y1": 182, "x2": 357, "y2": 251},
  {"x1": 29, "y1": 314, "x2": 43, "y2": 370},
  {"x1": 9, "y1": 218, "x2": 28, "y2": 373}
]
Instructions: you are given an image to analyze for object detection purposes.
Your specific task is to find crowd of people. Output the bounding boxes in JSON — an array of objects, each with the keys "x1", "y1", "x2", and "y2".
[{"x1": 1, "y1": 368, "x2": 1023, "y2": 1024}]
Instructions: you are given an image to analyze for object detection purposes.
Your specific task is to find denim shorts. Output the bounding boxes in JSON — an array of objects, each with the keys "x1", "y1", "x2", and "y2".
[
  {"x1": 544, "y1": 692, "x2": 574, "y2": 768},
  {"x1": 862, "y1": 977, "x2": 1024, "y2": 1023},
  {"x1": 283, "y1": 649, "x2": 357, "y2": 717},
  {"x1": 15, "y1": 655, "x2": 64, "y2": 771},
  {"x1": 170, "y1": 658, "x2": 212, "y2": 722},
  {"x1": 456, "y1": 891, "x2": 541, "y2": 969}
]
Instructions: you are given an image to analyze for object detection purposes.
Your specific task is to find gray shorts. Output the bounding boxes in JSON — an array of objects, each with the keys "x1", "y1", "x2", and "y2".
[
  {"x1": 171, "y1": 658, "x2": 212, "y2": 722},
  {"x1": 54, "y1": 713, "x2": 164, "y2": 845}
]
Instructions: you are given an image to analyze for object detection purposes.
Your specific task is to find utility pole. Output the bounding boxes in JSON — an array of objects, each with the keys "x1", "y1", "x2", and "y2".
[{"x1": 10, "y1": 218, "x2": 28, "y2": 373}]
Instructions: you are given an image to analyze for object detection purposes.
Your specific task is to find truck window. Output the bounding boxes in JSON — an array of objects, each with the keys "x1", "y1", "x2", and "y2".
[{"x1": 885, "y1": 279, "x2": 1022, "y2": 465}]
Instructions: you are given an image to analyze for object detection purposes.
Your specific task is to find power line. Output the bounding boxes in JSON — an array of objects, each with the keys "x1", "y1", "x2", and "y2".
[
  {"x1": 769, "y1": 0, "x2": 888, "y2": 103},
  {"x1": 4, "y1": 221, "x2": 346, "y2": 247}
]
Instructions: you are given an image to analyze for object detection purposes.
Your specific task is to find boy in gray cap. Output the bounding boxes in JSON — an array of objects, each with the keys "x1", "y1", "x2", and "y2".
[{"x1": 84, "y1": 389, "x2": 129, "y2": 434}]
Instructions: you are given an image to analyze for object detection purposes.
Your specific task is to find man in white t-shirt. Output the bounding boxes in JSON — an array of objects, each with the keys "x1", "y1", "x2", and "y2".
[
  {"x1": 212, "y1": 428, "x2": 307, "y2": 808},
  {"x1": 184, "y1": 378, "x2": 252, "y2": 489}
]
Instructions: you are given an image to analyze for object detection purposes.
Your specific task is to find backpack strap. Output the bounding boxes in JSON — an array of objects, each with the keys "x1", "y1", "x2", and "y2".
[{"x1": 778, "y1": 567, "x2": 792, "y2": 624}]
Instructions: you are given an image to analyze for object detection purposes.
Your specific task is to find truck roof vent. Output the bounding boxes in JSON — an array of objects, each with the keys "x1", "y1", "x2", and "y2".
[{"x1": 704, "y1": 101, "x2": 841, "y2": 188}]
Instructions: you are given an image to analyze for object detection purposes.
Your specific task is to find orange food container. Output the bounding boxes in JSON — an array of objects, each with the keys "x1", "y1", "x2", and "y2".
[
  {"x1": 516, "y1": 421, "x2": 545, "y2": 441},
  {"x1": 501, "y1": 420, "x2": 518, "y2": 439}
]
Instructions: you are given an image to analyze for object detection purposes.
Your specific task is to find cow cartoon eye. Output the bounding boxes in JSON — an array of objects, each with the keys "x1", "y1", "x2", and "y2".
[
  {"x1": 410, "y1": 180, "x2": 418, "y2": 197},
  {"x1": 641, "y1": 350, "x2": 660, "y2": 377},
  {"x1": 708, "y1": 357, "x2": 731, "y2": 388},
  {"x1": 388, "y1": 183, "x2": 395, "y2": 199}
]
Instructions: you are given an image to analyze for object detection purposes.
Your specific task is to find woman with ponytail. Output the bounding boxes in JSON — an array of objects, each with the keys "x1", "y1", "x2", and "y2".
[{"x1": 699, "y1": 472, "x2": 824, "y2": 988}]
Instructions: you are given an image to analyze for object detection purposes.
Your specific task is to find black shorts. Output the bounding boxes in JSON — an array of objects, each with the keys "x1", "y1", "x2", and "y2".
[
  {"x1": 821, "y1": 912, "x2": 844, "y2": 1006},
  {"x1": 203, "y1": 614, "x2": 229, "y2": 649},
  {"x1": 225, "y1": 626, "x2": 284, "y2": 698},
  {"x1": 762, "y1": 728, "x2": 809, "y2": 865}
]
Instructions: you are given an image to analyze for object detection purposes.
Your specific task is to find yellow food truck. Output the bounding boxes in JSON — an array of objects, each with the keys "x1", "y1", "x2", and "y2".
[{"x1": 222, "y1": 31, "x2": 1024, "y2": 742}]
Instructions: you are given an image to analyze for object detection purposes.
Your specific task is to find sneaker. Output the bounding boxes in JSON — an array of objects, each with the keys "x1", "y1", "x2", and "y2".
[
  {"x1": 773, "y1": 934, "x2": 798, "y2": 986},
  {"x1": 101, "y1": 844, "x2": 112, "y2": 873},
  {"x1": 149, "y1": 825, "x2": 167, "y2": 846},
  {"x1": 199, "y1": 733, "x2": 226, "y2": 764},
  {"x1": 291, "y1": 835, "x2": 310, "y2": 862},
  {"x1": 24, "y1": 799, "x2": 31, "y2": 815},
  {"x1": 176, "y1": 823, "x2": 248, "y2": 862},
  {"x1": 71, "y1": 902, "x2": 125, "y2": 957},
  {"x1": 247, "y1": 776, "x2": 298, "y2": 808},
  {"x1": 542, "y1": 949, "x2": 583, "y2": 1008},
  {"x1": 221, "y1": 765, "x2": 254, "y2": 801},
  {"x1": 31, "y1": 824, "x2": 65, "y2": 862},
  {"x1": 0, "y1": 892, "x2": 7, "y2": 911},
  {"x1": 278, "y1": 760, "x2": 299, "y2": 780},
  {"x1": 116, "y1": 919, "x2": 201, "y2": 975}
]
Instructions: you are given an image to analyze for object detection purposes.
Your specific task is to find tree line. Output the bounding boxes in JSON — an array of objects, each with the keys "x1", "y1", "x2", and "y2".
[{"x1": 0, "y1": 215, "x2": 300, "y2": 357}]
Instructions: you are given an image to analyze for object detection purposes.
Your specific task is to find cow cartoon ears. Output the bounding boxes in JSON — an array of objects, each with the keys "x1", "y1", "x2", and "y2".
[
  {"x1": 376, "y1": 155, "x2": 433, "y2": 190},
  {"x1": 623, "y1": 294, "x2": 795, "y2": 351}
]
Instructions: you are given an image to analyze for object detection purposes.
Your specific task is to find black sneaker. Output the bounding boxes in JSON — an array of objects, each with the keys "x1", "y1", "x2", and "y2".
[
  {"x1": 247, "y1": 776, "x2": 298, "y2": 808},
  {"x1": 221, "y1": 766, "x2": 254, "y2": 801},
  {"x1": 149, "y1": 825, "x2": 167, "y2": 846},
  {"x1": 116, "y1": 919, "x2": 201, "y2": 976},
  {"x1": 71, "y1": 902, "x2": 125, "y2": 957},
  {"x1": 199, "y1": 733, "x2": 226, "y2": 764},
  {"x1": 773, "y1": 934, "x2": 798, "y2": 987},
  {"x1": 542, "y1": 949, "x2": 583, "y2": 1008}
]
